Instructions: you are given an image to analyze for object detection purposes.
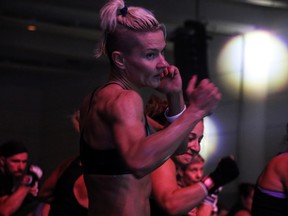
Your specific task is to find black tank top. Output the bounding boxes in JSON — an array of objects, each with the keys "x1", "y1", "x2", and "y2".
[{"x1": 251, "y1": 187, "x2": 288, "y2": 216}]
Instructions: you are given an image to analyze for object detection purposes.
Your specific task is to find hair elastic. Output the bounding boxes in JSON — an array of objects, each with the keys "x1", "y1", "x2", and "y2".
[{"x1": 120, "y1": 6, "x2": 128, "y2": 16}]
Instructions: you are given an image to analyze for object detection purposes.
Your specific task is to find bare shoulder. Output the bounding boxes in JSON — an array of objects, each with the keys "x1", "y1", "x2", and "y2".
[
  {"x1": 111, "y1": 89, "x2": 143, "y2": 108},
  {"x1": 105, "y1": 89, "x2": 144, "y2": 120},
  {"x1": 151, "y1": 159, "x2": 178, "y2": 196},
  {"x1": 80, "y1": 87, "x2": 143, "y2": 123},
  {"x1": 151, "y1": 159, "x2": 176, "y2": 179},
  {"x1": 269, "y1": 153, "x2": 288, "y2": 170},
  {"x1": 259, "y1": 153, "x2": 288, "y2": 190},
  {"x1": 271, "y1": 153, "x2": 288, "y2": 178}
]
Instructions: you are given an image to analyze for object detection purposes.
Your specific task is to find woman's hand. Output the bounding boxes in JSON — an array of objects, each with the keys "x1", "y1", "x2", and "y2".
[
  {"x1": 186, "y1": 75, "x2": 221, "y2": 116},
  {"x1": 157, "y1": 65, "x2": 183, "y2": 94}
]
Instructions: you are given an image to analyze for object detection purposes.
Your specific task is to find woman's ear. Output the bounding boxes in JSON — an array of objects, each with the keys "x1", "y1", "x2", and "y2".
[{"x1": 112, "y1": 51, "x2": 125, "y2": 69}]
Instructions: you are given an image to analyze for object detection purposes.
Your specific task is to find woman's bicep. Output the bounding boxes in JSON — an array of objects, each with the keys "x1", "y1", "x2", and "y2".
[{"x1": 151, "y1": 160, "x2": 178, "y2": 200}]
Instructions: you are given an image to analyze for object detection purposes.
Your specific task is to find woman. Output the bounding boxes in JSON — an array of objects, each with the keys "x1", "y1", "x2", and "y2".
[{"x1": 79, "y1": 0, "x2": 221, "y2": 215}]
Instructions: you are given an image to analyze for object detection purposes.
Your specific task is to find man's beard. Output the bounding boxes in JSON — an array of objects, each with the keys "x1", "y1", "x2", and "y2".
[{"x1": 11, "y1": 170, "x2": 25, "y2": 180}]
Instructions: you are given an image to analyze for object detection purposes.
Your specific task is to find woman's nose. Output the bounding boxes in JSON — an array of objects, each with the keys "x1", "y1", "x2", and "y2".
[
  {"x1": 157, "y1": 54, "x2": 168, "y2": 69},
  {"x1": 190, "y1": 142, "x2": 200, "y2": 154}
]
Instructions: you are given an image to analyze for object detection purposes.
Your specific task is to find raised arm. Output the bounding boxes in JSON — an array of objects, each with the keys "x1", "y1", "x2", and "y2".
[
  {"x1": 151, "y1": 159, "x2": 207, "y2": 215},
  {"x1": 111, "y1": 75, "x2": 220, "y2": 178},
  {"x1": 0, "y1": 186, "x2": 31, "y2": 215}
]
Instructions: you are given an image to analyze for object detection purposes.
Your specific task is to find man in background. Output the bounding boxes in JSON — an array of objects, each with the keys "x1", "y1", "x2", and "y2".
[{"x1": 0, "y1": 140, "x2": 42, "y2": 216}]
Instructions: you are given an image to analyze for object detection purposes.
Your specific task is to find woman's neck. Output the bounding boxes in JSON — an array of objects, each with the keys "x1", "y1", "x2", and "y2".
[{"x1": 109, "y1": 70, "x2": 138, "y2": 91}]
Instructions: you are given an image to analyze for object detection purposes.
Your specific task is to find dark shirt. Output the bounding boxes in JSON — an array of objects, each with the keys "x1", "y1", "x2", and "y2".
[
  {"x1": 48, "y1": 157, "x2": 87, "y2": 216},
  {"x1": 251, "y1": 187, "x2": 288, "y2": 216},
  {"x1": 0, "y1": 171, "x2": 39, "y2": 216},
  {"x1": 0, "y1": 171, "x2": 13, "y2": 196}
]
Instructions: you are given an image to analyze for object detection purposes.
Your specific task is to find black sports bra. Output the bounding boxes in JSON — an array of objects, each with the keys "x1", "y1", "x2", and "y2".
[{"x1": 80, "y1": 82, "x2": 151, "y2": 175}]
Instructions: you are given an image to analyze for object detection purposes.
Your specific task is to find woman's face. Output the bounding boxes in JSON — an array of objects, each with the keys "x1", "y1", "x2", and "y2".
[
  {"x1": 121, "y1": 30, "x2": 169, "y2": 89},
  {"x1": 173, "y1": 121, "x2": 204, "y2": 166}
]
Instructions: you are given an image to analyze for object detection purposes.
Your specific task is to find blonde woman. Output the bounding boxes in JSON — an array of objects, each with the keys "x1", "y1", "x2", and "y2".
[{"x1": 79, "y1": 0, "x2": 221, "y2": 215}]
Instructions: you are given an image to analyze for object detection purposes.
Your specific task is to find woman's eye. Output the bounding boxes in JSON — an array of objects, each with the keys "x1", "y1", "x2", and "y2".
[
  {"x1": 188, "y1": 133, "x2": 196, "y2": 141},
  {"x1": 146, "y1": 53, "x2": 156, "y2": 59}
]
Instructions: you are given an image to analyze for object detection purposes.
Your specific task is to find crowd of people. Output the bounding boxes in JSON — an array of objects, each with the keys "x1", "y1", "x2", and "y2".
[{"x1": 1, "y1": 0, "x2": 287, "y2": 215}]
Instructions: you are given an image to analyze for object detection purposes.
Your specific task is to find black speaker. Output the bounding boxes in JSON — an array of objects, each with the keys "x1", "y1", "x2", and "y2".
[{"x1": 171, "y1": 20, "x2": 209, "y2": 99}]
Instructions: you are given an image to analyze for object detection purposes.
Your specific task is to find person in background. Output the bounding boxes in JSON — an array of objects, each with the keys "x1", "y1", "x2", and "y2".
[
  {"x1": 251, "y1": 123, "x2": 288, "y2": 216},
  {"x1": 227, "y1": 183, "x2": 255, "y2": 216},
  {"x1": 150, "y1": 119, "x2": 239, "y2": 216},
  {"x1": 177, "y1": 154, "x2": 205, "y2": 187},
  {"x1": 79, "y1": 0, "x2": 221, "y2": 215},
  {"x1": 38, "y1": 110, "x2": 88, "y2": 216},
  {"x1": 0, "y1": 141, "x2": 43, "y2": 216},
  {"x1": 145, "y1": 94, "x2": 168, "y2": 126},
  {"x1": 251, "y1": 153, "x2": 288, "y2": 216},
  {"x1": 177, "y1": 154, "x2": 220, "y2": 216},
  {"x1": 38, "y1": 156, "x2": 87, "y2": 216}
]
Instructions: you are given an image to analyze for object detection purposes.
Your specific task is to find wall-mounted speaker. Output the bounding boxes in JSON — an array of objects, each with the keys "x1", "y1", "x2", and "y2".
[{"x1": 171, "y1": 20, "x2": 209, "y2": 100}]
